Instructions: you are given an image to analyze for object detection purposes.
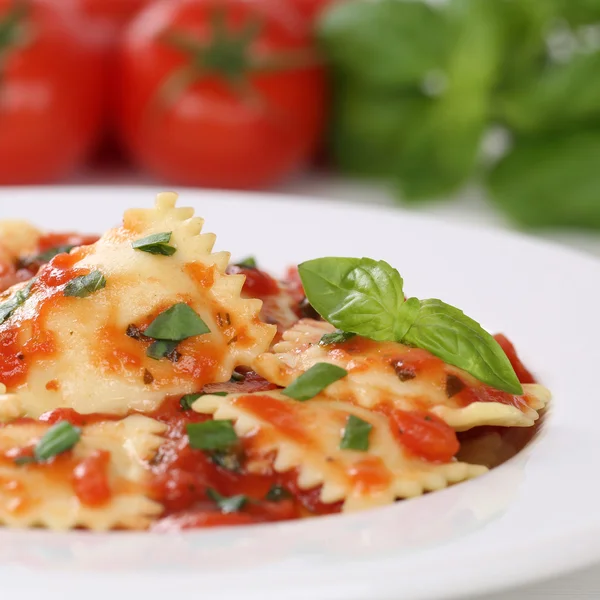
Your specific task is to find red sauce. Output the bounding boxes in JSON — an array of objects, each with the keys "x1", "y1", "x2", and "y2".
[
  {"x1": 228, "y1": 266, "x2": 280, "y2": 297},
  {"x1": 233, "y1": 394, "x2": 311, "y2": 445},
  {"x1": 72, "y1": 450, "x2": 112, "y2": 507},
  {"x1": 348, "y1": 456, "x2": 392, "y2": 494},
  {"x1": 37, "y1": 233, "x2": 99, "y2": 253},
  {"x1": 185, "y1": 263, "x2": 216, "y2": 289}
]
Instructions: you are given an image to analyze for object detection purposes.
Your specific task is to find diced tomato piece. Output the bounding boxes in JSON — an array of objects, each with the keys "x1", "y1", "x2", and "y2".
[{"x1": 388, "y1": 410, "x2": 459, "y2": 463}]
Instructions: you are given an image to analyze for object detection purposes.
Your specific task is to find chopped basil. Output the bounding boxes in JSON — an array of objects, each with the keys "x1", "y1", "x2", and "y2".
[
  {"x1": 236, "y1": 256, "x2": 257, "y2": 269},
  {"x1": 64, "y1": 270, "x2": 106, "y2": 298},
  {"x1": 265, "y1": 485, "x2": 292, "y2": 502},
  {"x1": 147, "y1": 339, "x2": 179, "y2": 360},
  {"x1": 180, "y1": 391, "x2": 228, "y2": 411},
  {"x1": 282, "y1": 363, "x2": 348, "y2": 402},
  {"x1": 230, "y1": 371, "x2": 244, "y2": 382},
  {"x1": 319, "y1": 330, "x2": 356, "y2": 346},
  {"x1": 144, "y1": 303, "x2": 210, "y2": 341},
  {"x1": 206, "y1": 488, "x2": 248, "y2": 514},
  {"x1": 340, "y1": 415, "x2": 372, "y2": 451},
  {"x1": 132, "y1": 232, "x2": 176, "y2": 256},
  {"x1": 16, "y1": 421, "x2": 82, "y2": 464},
  {"x1": 186, "y1": 420, "x2": 238, "y2": 451},
  {"x1": 0, "y1": 278, "x2": 36, "y2": 325},
  {"x1": 19, "y1": 245, "x2": 75, "y2": 268},
  {"x1": 209, "y1": 449, "x2": 243, "y2": 472}
]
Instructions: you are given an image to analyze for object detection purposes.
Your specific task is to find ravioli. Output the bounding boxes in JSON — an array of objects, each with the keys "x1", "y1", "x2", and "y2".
[
  {"x1": 0, "y1": 415, "x2": 165, "y2": 530},
  {"x1": 253, "y1": 320, "x2": 550, "y2": 431},
  {"x1": 0, "y1": 193, "x2": 276, "y2": 417},
  {"x1": 193, "y1": 391, "x2": 487, "y2": 512}
]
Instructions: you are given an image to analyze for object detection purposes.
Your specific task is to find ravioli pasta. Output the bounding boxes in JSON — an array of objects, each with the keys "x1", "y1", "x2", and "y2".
[
  {"x1": 193, "y1": 391, "x2": 487, "y2": 512},
  {"x1": 0, "y1": 415, "x2": 165, "y2": 530},
  {"x1": 254, "y1": 319, "x2": 551, "y2": 431},
  {"x1": 0, "y1": 193, "x2": 275, "y2": 417},
  {"x1": 0, "y1": 194, "x2": 550, "y2": 531}
]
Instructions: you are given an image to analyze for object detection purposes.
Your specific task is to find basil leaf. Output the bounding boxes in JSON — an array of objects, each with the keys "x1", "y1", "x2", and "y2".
[
  {"x1": 19, "y1": 245, "x2": 75, "y2": 268},
  {"x1": 319, "y1": 330, "x2": 356, "y2": 346},
  {"x1": 64, "y1": 270, "x2": 106, "y2": 298},
  {"x1": 180, "y1": 391, "x2": 228, "y2": 411},
  {"x1": 298, "y1": 257, "x2": 406, "y2": 341},
  {"x1": 147, "y1": 340, "x2": 179, "y2": 360},
  {"x1": 265, "y1": 485, "x2": 292, "y2": 502},
  {"x1": 209, "y1": 449, "x2": 242, "y2": 472},
  {"x1": 402, "y1": 298, "x2": 523, "y2": 395},
  {"x1": 206, "y1": 488, "x2": 248, "y2": 514},
  {"x1": 34, "y1": 421, "x2": 82, "y2": 461},
  {"x1": 132, "y1": 232, "x2": 177, "y2": 256},
  {"x1": 144, "y1": 303, "x2": 210, "y2": 341},
  {"x1": 236, "y1": 256, "x2": 257, "y2": 269},
  {"x1": 0, "y1": 278, "x2": 36, "y2": 325},
  {"x1": 340, "y1": 415, "x2": 372, "y2": 451},
  {"x1": 281, "y1": 362, "x2": 348, "y2": 401},
  {"x1": 186, "y1": 420, "x2": 238, "y2": 451}
]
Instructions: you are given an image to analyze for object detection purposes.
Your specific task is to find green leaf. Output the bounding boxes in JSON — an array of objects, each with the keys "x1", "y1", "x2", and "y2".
[
  {"x1": 186, "y1": 420, "x2": 238, "y2": 451},
  {"x1": 64, "y1": 271, "x2": 106, "y2": 298},
  {"x1": 281, "y1": 362, "x2": 348, "y2": 402},
  {"x1": 487, "y1": 130, "x2": 600, "y2": 229},
  {"x1": 319, "y1": 330, "x2": 356, "y2": 346},
  {"x1": 236, "y1": 256, "x2": 257, "y2": 268},
  {"x1": 402, "y1": 298, "x2": 523, "y2": 395},
  {"x1": 147, "y1": 340, "x2": 179, "y2": 360},
  {"x1": 340, "y1": 415, "x2": 373, "y2": 451},
  {"x1": 265, "y1": 484, "x2": 292, "y2": 502},
  {"x1": 206, "y1": 488, "x2": 248, "y2": 514},
  {"x1": 0, "y1": 278, "x2": 36, "y2": 325},
  {"x1": 318, "y1": 0, "x2": 450, "y2": 88},
  {"x1": 209, "y1": 449, "x2": 242, "y2": 472},
  {"x1": 132, "y1": 232, "x2": 177, "y2": 256},
  {"x1": 180, "y1": 391, "x2": 228, "y2": 411},
  {"x1": 33, "y1": 421, "x2": 82, "y2": 462},
  {"x1": 298, "y1": 257, "x2": 406, "y2": 341},
  {"x1": 144, "y1": 303, "x2": 210, "y2": 341}
]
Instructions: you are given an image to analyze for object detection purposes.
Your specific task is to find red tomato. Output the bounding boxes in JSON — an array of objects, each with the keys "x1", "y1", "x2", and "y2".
[
  {"x1": 494, "y1": 334, "x2": 536, "y2": 384},
  {"x1": 388, "y1": 410, "x2": 460, "y2": 463},
  {"x1": 117, "y1": 0, "x2": 327, "y2": 189},
  {"x1": 0, "y1": 0, "x2": 104, "y2": 183},
  {"x1": 290, "y1": 0, "x2": 341, "y2": 23},
  {"x1": 71, "y1": 0, "x2": 152, "y2": 34}
]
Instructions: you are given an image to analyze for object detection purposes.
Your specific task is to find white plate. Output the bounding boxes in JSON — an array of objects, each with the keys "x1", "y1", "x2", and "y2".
[{"x1": 1, "y1": 186, "x2": 599, "y2": 600}]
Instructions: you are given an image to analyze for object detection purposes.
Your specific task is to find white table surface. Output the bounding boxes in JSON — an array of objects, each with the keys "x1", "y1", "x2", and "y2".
[{"x1": 70, "y1": 171, "x2": 600, "y2": 599}]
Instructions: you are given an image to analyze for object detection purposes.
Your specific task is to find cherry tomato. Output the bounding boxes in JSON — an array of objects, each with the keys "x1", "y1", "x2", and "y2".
[
  {"x1": 70, "y1": 0, "x2": 152, "y2": 35},
  {"x1": 494, "y1": 334, "x2": 536, "y2": 384},
  {"x1": 117, "y1": 0, "x2": 327, "y2": 189},
  {"x1": 389, "y1": 410, "x2": 460, "y2": 463},
  {"x1": 0, "y1": 0, "x2": 104, "y2": 183},
  {"x1": 290, "y1": 0, "x2": 341, "y2": 23}
]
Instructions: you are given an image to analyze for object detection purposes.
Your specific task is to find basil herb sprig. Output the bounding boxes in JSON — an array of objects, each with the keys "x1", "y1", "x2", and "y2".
[
  {"x1": 132, "y1": 232, "x2": 177, "y2": 256},
  {"x1": 0, "y1": 277, "x2": 36, "y2": 325},
  {"x1": 340, "y1": 415, "x2": 372, "y2": 451},
  {"x1": 15, "y1": 421, "x2": 82, "y2": 465},
  {"x1": 186, "y1": 420, "x2": 239, "y2": 451},
  {"x1": 19, "y1": 245, "x2": 75, "y2": 268},
  {"x1": 299, "y1": 257, "x2": 523, "y2": 395},
  {"x1": 320, "y1": 330, "x2": 356, "y2": 346},
  {"x1": 145, "y1": 303, "x2": 210, "y2": 341},
  {"x1": 282, "y1": 362, "x2": 348, "y2": 401},
  {"x1": 64, "y1": 270, "x2": 106, "y2": 298},
  {"x1": 236, "y1": 256, "x2": 257, "y2": 269}
]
